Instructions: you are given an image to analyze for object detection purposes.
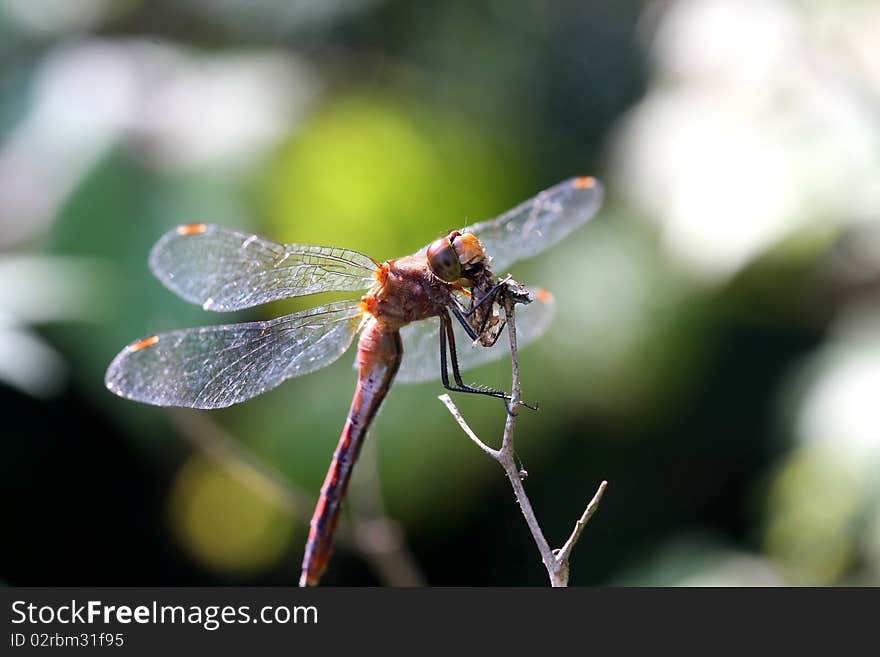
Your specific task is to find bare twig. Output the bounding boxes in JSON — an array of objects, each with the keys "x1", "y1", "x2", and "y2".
[
  {"x1": 438, "y1": 294, "x2": 607, "y2": 586},
  {"x1": 438, "y1": 395, "x2": 496, "y2": 457},
  {"x1": 556, "y1": 480, "x2": 608, "y2": 565},
  {"x1": 167, "y1": 408, "x2": 425, "y2": 586},
  {"x1": 553, "y1": 480, "x2": 608, "y2": 586}
]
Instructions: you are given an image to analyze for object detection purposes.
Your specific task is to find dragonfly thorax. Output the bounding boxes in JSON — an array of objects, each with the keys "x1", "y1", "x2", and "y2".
[{"x1": 364, "y1": 256, "x2": 458, "y2": 328}]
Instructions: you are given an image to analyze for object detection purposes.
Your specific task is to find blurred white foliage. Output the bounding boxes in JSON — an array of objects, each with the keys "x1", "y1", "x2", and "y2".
[
  {"x1": 763, "y1": 302, "x2": 880, "y2": 582},
  {"x1": 0, "y1": 256, "x2": 106, "y2": 323},
  {"x1": 675, "y1": 552, "x2": 786, "y2": 587},
  {"x1": 615, "y1": 535, "x2": 787, "y2": 586},
  {"x1": 0, "y1": 0, "x2": 112, "y2": 34},
  {"x1": 135, "y1": 52, "x2": 314, "y2": 170},
  {"x1": 0, "y1": 256, "x2": 108, "y2": 396},
  {"x1": 0, "y1": 323, "x2": 67, "y2": 398},
  {"x1": 612, "y1": 0, "x2": 880, "y2": 283},
  {"x1": 795, "y1": 304, "x2": 880, "y2": 461},
  {"x1": 0, "y1": 39, "x2": 318, "y2": 248}
]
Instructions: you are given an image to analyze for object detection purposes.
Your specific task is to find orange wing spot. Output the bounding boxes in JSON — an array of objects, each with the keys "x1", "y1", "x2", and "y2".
[
  {"x1": 360, "y1": 297, "x2": 377, "y2": 315},
  {"x1": 129, "y1": 335, "x2": 159, "y2": 352},
  {"x1": 176, "y1": 223, "x2": 208, "y2": 236},
  {"x1": 534, "y1": 288, "x2": 554, "y2": 304},
  {"x1": 573, "y1": 176, "x2": 596, "y2": 190}
]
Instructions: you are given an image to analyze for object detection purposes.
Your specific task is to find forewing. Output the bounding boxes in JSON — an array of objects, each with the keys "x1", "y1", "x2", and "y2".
[
  {"x1": 149, "y1": 224, "x2": 378, "y2": 311},
  {"x1": 468, "y1": 177, "x2": 603, "y2": 273},
  {"x1": 395, "y1": 289, "x2": 556, "y2": 384},
  {"x1": 105, "y1": 300, "x2": 363, "y2": 409}
]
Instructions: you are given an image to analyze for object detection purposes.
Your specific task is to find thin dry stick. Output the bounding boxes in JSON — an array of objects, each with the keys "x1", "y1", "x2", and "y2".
[
  {"x1": 439, "y1": 297, "x2": 607, "y2": 587},
  {"x1": 167, "y1": 408, "x2": 425, "y2": 586}
]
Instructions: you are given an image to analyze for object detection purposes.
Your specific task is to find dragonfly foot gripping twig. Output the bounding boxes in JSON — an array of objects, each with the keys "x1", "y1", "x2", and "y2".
[{"x1": 438, "y1": 296, "x2": 607, "y2": 587}]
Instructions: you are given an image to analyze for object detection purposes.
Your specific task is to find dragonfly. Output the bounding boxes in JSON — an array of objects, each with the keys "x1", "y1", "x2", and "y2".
[{"x1": 105, "y1": 176, "x2": 603, "y2": 586}]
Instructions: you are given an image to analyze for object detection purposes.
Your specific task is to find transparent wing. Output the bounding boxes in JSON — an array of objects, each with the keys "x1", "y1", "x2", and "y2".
[
  {"x1": 468, "y1": 177, "x2": 603, "y2": 272},
  {"x1": 411, "y1": 177, "x2": 603, "y2": 273},
  {"x1": 105, "y1": 300, "x2": 363, "y2": 409},
  {"x1": 149, "y1": 223, "x2": 378, "y2": 311},
  {"x1": 395, "y1": 289, "x2": 556, "y2": 384}
]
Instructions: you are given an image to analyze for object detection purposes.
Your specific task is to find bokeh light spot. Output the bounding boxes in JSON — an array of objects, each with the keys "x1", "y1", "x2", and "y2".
[
  {"x1": 168, "y1": 455, "x2": 295, "y2": 575},
  {"x1": 262, "y1": 96, "x2": 523, "y2": 261}
]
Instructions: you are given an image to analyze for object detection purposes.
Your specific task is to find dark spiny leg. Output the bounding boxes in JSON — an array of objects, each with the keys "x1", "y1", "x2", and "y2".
[
  {"x1": 474, "y1": 287, "x2": 512, "y2": 343},
  {"x1": 453, "y1": 282, "x2": 505, "y2": 348},
  {"x1": 449, "y1": 304, "x2": 479, "y2": 342},
  {"x1": 471, "y1": 275, "x2": 512, "y2": 344},
  {"x1": 449, "y1": 281, "x2": 506, "y2": 347},
  {"x1": 463, "y1": 275, "x2": 513, "y2": 318},
  {"x1": 439, "y1": 310, "x2": 510, "y2": 403},
  {"x1": 450, "y1": 294, "x2": 507, "y2": 349},
  {"x1": 439, "y1": 311, "x2": 538, "y2": 411},
  {"x1": 446, "y1": 312, "x2": 489, "y2": 391}
]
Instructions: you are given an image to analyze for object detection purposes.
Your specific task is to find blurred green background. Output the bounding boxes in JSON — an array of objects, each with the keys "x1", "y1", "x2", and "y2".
[{"x1": 2, "y1": 0, "x2": 879, "y2": 586}]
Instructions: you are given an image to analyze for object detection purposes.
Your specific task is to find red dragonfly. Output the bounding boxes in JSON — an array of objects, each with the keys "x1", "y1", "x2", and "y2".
[{"x1": 105, "y1": 176, "x2": 603, "y2": 586}]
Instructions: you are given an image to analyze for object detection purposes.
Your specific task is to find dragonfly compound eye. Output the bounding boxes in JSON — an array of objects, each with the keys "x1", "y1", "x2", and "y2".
[
  {"x1": 451, "y1": 232, "x2": 486, "y2": 268},
  {"x1": 427, "y1": 237, "x2": 462, "y2": 282}
]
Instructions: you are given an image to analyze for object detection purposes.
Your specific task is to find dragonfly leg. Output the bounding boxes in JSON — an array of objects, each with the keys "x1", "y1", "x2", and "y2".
[
  {"x1": 449, "y1": 304, "x2": 480, "y2": 342},
  {"x1": 439, "y1": 311, "x2": 537, "y2": 411},
  {"x1": 439, "y1": 310, "x2": 509, "y2": 402},
  {"x1": 450, "y1": 297, "x2": 507, "y2": 348},
  {"x1": 458, "y1": 275, "x2": 516, "y2": 345},
  {"x1": 462, "y1": 274, "x2": 513, "y2": 319},
  {"x1": 451, "y1": 288, "x2": 506, "y2": 350}
]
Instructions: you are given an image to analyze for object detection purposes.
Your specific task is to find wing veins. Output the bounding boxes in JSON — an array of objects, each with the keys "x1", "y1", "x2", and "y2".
[
  {"x1": 193, "y1": 328, "x2": 294, "y2": 406},
  {"x1": 190, "y1": 309, "x2": 362, "y2": 406},
  {"x1": 172, "y1": 306, "x2": 361, "y2": 379},
  {"x1": 279, "y1": 248, "x2": 378, "y2": 271}
]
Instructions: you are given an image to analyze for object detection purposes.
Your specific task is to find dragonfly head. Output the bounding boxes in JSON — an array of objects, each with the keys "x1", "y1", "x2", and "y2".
[{"x1": 427, "y1": 231, "x2": 488, "y2": 283}]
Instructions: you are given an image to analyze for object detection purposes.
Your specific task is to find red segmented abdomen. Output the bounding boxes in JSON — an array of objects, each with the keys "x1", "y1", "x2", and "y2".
[{"x1": 299, "y1": 315, "x2": 402, "y2": 586}]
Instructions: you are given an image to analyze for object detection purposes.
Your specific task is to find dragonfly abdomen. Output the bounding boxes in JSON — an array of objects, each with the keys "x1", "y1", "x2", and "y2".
[{"x1": 299, "y1": 318, "x2": 402, "y2": 586}]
